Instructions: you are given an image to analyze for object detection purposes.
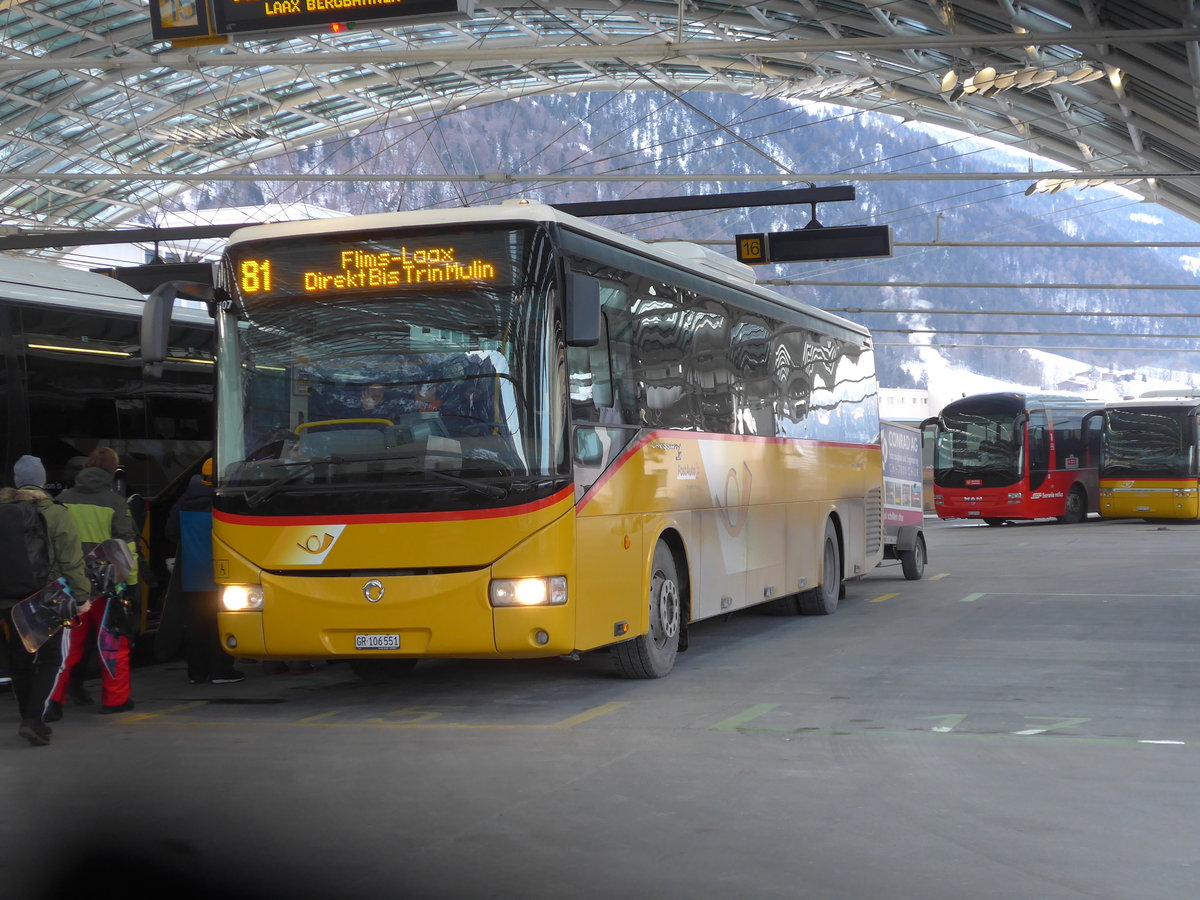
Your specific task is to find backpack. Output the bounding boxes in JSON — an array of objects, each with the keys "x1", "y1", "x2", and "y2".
[{"x1": 0, "y1": 500, "x2": 50, "y2": 600}]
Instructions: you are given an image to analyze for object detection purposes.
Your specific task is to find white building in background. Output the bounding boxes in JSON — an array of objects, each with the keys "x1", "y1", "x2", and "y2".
[{"x1": 879, "y1": 387, "x2": 932, "y2": 423}]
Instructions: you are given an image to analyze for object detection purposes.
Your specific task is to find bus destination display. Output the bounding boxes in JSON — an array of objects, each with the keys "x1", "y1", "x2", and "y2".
[
  {"x1": 211, "y1": 0, "x2": 472, "y2": 37},
  {"x1": 231, "y1": 238, "x2": 504, "y2": 301}
]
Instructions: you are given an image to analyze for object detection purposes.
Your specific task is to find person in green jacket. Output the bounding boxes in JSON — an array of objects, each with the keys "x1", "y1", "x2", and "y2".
[
  {"x1": 1, "y1": 455, "x2": 89, "y2": 746},
  {"x1": 48, "y1": 447, "x2": 139, "y2": 717}
]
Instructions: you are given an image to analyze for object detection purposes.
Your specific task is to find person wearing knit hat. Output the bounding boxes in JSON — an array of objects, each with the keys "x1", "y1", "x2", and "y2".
[
  {"x1": 2, "y1": 454, "x2": 89, "y2": 746},
  {"x1": 13, "y1": 454, "x2": 46, "y2": 489}
]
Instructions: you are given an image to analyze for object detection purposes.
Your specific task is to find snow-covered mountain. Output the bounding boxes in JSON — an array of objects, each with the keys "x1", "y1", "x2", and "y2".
[{"x1": 163, "y1": 91, "x2": 1200, "y2": 394}]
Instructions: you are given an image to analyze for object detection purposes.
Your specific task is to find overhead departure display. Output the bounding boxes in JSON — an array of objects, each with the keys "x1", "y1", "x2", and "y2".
[
  {"x1": 151, "y1": 0, "x2": 474, "y2": 40},
  {"x1": 735, "y1": 225, "x2": 893, "y2": 264},
  {"x1": 225, "y1": 227, "x2": 519, "y2": 304}
]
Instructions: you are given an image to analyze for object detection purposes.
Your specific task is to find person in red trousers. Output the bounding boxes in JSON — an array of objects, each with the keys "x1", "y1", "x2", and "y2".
[{"x1": 47, "y1": 446, "x2": 138, "y2": 717}]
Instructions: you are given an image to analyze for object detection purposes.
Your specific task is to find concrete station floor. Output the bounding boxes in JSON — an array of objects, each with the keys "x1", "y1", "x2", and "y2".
[{"x1": 5, "y1": 515, "x2": 1200, "y2": 900}]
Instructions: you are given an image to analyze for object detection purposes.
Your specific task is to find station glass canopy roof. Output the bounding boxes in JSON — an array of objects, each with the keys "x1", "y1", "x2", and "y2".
[{"x1": 2, "y1": 0, "x2": 1199, "y2": 236}]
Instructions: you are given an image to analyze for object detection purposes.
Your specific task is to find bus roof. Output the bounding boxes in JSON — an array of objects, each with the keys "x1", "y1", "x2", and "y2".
[
  {"x1": 1104, "y1": 397, "x2": 1200, "y2": 409},
  {"x1": 0, "y1": 254, "x2": 213, "y2": 327},
  {"x1": 222, "y1": 202, "x2": 870, "y2": 341},
  {"x1": 939, "y1": 391, "x2": 1100, "y2": 413},
  {"x1": 1133, "y1": 389, "x2": 1200, "y2": 400},
  {"x1": 0, "y1": 254, "x2": 146, "y2": 309}
]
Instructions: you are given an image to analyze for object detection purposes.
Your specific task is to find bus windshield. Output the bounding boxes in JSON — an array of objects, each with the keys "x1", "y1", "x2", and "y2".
[
  {"x1": 213, "y1": 224, "x2": 566, "y2": 515},
  {"x1": 933, "y1": 407, "x2": 1021, "y2": 487},
  {"x1": 1102, "y1": 406, "x2": 1196, "y2": 477}
]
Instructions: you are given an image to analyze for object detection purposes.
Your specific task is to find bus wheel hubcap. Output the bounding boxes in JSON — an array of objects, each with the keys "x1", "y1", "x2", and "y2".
[{"x1": 654, "y1": 577, "x2": 680, "y2": 639}]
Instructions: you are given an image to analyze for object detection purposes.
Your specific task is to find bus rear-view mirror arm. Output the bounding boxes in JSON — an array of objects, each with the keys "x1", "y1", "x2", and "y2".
[
  {"x1": 565, "y1": 272, "x2": 601, "y2": 347},
  {"x1": 141, "y1": 280, "x2": 215, "y2": 379}
]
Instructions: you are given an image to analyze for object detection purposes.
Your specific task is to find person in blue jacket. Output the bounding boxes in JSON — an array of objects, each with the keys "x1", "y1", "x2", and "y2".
[{"x1": 166, "y1": 459, "x2": 243, "y2": 685}]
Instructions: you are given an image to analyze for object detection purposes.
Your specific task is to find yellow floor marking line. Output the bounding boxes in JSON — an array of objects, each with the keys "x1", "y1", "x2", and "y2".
[
  {"x1": 123, "y1": 700, "x2": 210, "y2": 722},
  {"x1": 299, "y1": 710, "x2": 345, "y2": 724},
  {"x1": 550, "y1": 702, "x2": 630, "y2": 729},
  {"x1": 870, "y1": 593, "x2": 898, "y2": 603},
  {"x1": 929, "y1": 573, "x2": 949, "y2": 580},
  {"x1": 135, "y1": 701, "x2": 630, "y2": 730},
  {"x1": 367, "y1": 705, "x2": 466, "y2": 725}
]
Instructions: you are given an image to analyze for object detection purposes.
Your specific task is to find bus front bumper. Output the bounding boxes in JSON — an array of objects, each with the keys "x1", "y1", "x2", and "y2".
[{"x1": 216, "y1": 568, "x2": 578, "y2": 660}]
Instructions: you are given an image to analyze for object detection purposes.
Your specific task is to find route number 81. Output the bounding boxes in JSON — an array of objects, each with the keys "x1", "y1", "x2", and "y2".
[{"x1": 240, "y1": 259, "x2": 272, "y2": 293}]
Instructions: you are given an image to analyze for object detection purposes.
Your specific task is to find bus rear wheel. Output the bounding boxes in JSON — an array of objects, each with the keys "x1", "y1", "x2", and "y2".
[
  {"x1": 613, "y1": 540, "x2": 681, "y2": 679},
  {"x1": 984, "y1": 518, "x2": 1006, "y2": 526},
  {"x1": 1056, "y1": 485, "x2": 1086, "y2": 524},
  {"x1": 798, "y1": 520, "x2": 841, "y2": 615}
]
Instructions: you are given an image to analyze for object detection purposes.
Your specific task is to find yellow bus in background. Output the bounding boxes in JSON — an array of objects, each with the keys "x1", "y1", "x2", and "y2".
[
  {"x1": 153, "y1": 204, "x2": 884, "y2": 679},
  {"x1": 1087, "y1": 397, "x2": 1200, "y2": 521}
]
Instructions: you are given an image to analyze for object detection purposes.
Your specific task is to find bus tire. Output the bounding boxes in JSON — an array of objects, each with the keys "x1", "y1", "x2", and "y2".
[
  {"x1": 900, "y1": 533, "x2": 926, "y2": 580},
  {"x1": 349, "y1": 658, "x2": 418, "y2": 682},
  {"x1": 1057, "y1": 486, "x2": 1086, "y2": 524},
  {"x1": 613, "y1": 540, "x2": 682, "y2": 678},
  {"x1": 798, "y1": 520, "x2": 841, "y2": 615},
  {"x1": 984, "y1": 518, "x2": 1006, "y2": 526}
]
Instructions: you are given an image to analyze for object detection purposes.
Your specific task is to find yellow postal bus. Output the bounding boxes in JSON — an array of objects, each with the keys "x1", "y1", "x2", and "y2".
[
  {"x1": 149, "y1": 204, "x2": 884, "y2": 678},
  {"x1": 1086, "y1": 397, "x2": 1200, "y2": 521}
]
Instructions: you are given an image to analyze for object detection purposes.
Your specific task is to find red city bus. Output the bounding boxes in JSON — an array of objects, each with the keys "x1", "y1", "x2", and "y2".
[{"x1": 922, "y1": 392, "x2": 1102, "y2": 525}]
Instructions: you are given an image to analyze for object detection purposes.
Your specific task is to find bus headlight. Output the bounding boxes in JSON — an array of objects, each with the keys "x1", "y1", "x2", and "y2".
[
  {"x1": 490, "y1": 576, "x2": 567, "y2": 607},
  {"x1": 222, "y1": 584, "x2": 264, "y2": 611}
]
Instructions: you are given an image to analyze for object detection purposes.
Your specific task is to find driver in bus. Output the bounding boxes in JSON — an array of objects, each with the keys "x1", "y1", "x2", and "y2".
[{"x1": 359, "y1": 383, "x2": 388, "y2": 416}]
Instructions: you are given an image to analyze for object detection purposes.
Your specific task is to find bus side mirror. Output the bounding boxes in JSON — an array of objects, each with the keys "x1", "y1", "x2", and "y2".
[
  {"x1": 565, "y1": 273, "x2": 601, "y2": 348},
  {"x1": 141, "y1": 281, "x2": 214, "y2": 380}
]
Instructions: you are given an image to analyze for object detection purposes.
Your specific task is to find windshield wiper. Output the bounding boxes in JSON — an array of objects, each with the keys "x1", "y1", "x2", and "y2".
[
  {"x1": 422, "y1": 468, "x2": 508, "y2": 499},
  {"x1": 246, "y1": 462, "x2": 314, "y2": 508}
]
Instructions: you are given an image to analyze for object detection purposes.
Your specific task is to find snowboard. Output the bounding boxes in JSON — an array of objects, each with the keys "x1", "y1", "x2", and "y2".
[{"x1": 10, "y1": 538, "x2": 134, "y2": 653}]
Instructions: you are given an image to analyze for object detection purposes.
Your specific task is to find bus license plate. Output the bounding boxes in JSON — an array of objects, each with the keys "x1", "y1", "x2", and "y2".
[{"x1": 355, "y1": 634, "x2": 400, "y2": 650}]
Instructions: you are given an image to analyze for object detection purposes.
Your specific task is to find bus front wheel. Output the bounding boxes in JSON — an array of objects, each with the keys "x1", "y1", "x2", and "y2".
[
  {"x1": 798, "y1": 520, "x2": 841, "y2": 615},
  {"x1": 613, "y1": 540, "x2": 682, "y2": 679},
  {"x1": 1057, "y1": 486, "x2": 1086, "y2": 524}
]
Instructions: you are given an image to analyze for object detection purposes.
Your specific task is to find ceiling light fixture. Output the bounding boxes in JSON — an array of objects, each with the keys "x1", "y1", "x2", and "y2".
[
  {"x1": 942, "y1": 62, "x2": 1114, "y2": 100},
  {"x1": 1025, "y1": 176, "x2": 1144, "y2": 195}
]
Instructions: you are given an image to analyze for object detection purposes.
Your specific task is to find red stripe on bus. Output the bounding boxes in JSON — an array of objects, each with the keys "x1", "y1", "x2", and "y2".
[{"x1": 214, "y1": 484, "x2": 575, "y2": 527}]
